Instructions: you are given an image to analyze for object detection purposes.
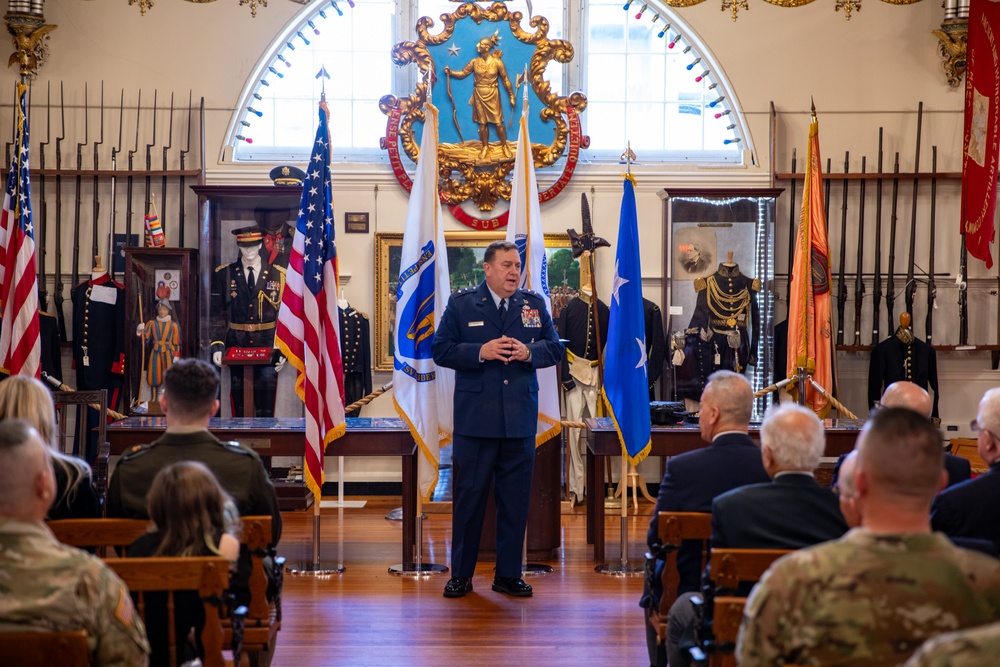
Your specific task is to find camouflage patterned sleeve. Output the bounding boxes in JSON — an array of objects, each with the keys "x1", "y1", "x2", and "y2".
[
  {"x1": 736, "y1": 564, "x2": 791, "y2": 667},
  {"x1": 88, "y1": 564, "x2": 150, "y2": 667},
  {"x1": 903, "y1": 621, "x2": 1000, "y2": 667}
]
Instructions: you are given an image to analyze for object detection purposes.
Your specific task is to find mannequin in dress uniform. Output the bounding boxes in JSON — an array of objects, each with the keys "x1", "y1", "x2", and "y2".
[
  {"x1": 338, "y1": 287, "x2": 372, "y2": 418},
  {"x1": 71, "y1": 256, "x2": 126, "y2": 463},
  {"x1": 556, "y1": 286, "x2": 609, "y2": 505},
  {"x1": 869, "y1": 312, "x2": 940, "y2": 419},
  {"x1": 673, "y1": 253, "x2": 760, "y2": 405},
  {"x1": 211, "y1": 227, "x2": 286, "y2": 417}
]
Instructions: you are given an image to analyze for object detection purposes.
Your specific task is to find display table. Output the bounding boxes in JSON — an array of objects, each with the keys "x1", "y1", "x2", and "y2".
[
  {"x1": 107, "y1": 416, "x2": 419, "y2": 563},
  {"x1": 584, "y1": 417, "x2": 864, "y2": 563}
]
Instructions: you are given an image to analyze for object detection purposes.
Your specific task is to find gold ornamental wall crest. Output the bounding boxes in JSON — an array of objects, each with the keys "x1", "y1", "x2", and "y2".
[{"x1": 379, "y1": 2, "x2": 588, "y2": 229}]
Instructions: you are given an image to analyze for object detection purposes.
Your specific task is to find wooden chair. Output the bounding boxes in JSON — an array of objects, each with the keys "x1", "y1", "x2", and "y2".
[
  {"x1": 48, "y1": 517, "x2": 150, "y2": 558},
  {"x1": 0, "y1": 629, "x2": 90, "y2": 667},
  {"x1": 105, "y1": 556, "x2": 237, "y2": 667},
  {"x1": 52, "y1": 389, "x2": 110, "y2": 509},
  {"x1": 648, "y1": 512, "x2": 712, "y2": 649},
  {"x1": 706, "y1": 548, "x2": 792, "y2": 667},
  {"x1": 224, "y1": 515, "x2": 284, "y2": 667}
]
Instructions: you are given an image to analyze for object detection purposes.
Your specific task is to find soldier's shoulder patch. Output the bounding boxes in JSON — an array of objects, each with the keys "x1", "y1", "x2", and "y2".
[
  {"x1": 694, "y1": 277, "x2": 707, "y2": 292},
  {"x1": 751, "y1": 278, "x2": 761, "y2": 292},
  {"x1": 219, "y1": 440, "x2": 254, "y2": 456},
  {"x1": 121, "y1": 443, "x2": 153, "y2": 460},
  {"x1": 215, "y1": 264, "x2": 228, "y2": 273}
]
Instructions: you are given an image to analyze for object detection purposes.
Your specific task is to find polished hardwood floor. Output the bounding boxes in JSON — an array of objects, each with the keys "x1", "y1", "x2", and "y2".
[{"x1": 270, "y1": 498, "x2": 652, "y2": 666}]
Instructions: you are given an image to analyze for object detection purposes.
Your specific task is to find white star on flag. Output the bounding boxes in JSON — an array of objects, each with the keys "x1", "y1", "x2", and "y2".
[
  {"x1": 612, "y1": 259, "x2": 629, "y2": 305},
  {"x1": 635, "y1": 337, "x2": 647, "y2": 369}
]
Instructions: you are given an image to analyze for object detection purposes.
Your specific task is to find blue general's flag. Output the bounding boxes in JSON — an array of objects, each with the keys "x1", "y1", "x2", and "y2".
[{"x1": 601, "y1": 176, "x2": 651, "y2": 464}]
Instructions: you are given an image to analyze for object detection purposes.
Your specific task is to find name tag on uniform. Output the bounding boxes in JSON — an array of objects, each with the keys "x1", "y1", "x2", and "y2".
[
  {"x1": 521, "y1": 308, "x2": 541, "y2": 328},
  {"x1": 90, "y1": 284, "x2": 118, "y2": 305},
  {"x1": 468, "y1": 321, "x2": 484, "y2": 327}
]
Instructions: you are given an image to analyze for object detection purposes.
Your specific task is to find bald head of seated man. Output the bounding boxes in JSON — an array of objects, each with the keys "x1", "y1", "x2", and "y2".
[{"x1": 832, "y1": 381, "x2": 971, "y2": 491}]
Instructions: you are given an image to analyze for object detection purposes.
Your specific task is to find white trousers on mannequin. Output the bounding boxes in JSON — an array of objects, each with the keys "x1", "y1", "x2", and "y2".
[{"x1": 566, "y1": 381, "x2": 599, "y2": 501}]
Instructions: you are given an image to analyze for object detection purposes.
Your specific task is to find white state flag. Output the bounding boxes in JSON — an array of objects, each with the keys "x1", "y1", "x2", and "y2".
[
  {"x1": 506, "y1": 96, "x2": 561, "y2": 445},
  {"x1": 392, "y1": 103, "x2": 454, "y2": 500}
]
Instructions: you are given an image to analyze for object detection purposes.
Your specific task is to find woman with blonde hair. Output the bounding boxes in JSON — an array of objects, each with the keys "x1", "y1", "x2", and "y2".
[
  {"x1": 0, "y1": 375, "x2": 100, "y2": 519},
  {"x1": 127, "y1": 461, "x2": 240, "y2": 667}
]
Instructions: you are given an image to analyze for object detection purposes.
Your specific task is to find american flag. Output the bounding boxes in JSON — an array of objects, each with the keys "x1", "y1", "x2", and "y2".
[
  {"x1": 275, "y1": 101, "x2": 346, "y2": 500},
  {"x1": 0, "y1": 83, "x2": 40, "y2": 378}
]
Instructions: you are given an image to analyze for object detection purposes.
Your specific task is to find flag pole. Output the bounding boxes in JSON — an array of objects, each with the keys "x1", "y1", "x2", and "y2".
[
  {"x1": 596, "y1": 146, "x2": 643, "y2": 577},
  {"x1": 287, "y1": 67, "x2": 345, "y2": 576}
]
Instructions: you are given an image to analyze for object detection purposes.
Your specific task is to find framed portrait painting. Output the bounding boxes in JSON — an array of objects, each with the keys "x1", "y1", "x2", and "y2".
[{"x1": 374, "y1": 232, "x2": 578, "y2": 371}]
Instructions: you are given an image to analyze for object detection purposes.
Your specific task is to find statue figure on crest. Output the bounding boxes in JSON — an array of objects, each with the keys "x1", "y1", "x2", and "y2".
[{"x1": 444, "y1": 31, "x2": 516, "y2": 159}]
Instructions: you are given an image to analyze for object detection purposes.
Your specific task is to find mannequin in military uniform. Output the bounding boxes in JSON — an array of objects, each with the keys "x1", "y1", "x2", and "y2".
[
  {"x1": 673, "y1": 255, "x2": 760, "y2": 404},
  {"x1": 211, "y1": 227, "x2": 285, "y2": 417},
  {"x1": 338, "y1": 290, "x2": 371, "y2": 418},
  {"x1": 869, "y1": 312, "x2": 939, "y2": 419},
  {"x1": 70, "y1": 257, "x2": 126, "y2": 464},
  {"x1": 644, "y1": 298, "x2": 666, "y2": 399},
  {"x1": 556, "y1": 288, "x2": 609, "y2": 505}
]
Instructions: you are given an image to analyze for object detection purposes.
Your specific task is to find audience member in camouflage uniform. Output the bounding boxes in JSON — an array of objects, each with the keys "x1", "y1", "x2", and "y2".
[
  {"x1": 904, "y1": 620, "x2": 1000, "y2": 667},
  {"x1": 0, "y1": 419, "x2": 149, "y2": 666},
  {"x1": 737, "y1": 408, "x2": 1000, "y2": 667}
]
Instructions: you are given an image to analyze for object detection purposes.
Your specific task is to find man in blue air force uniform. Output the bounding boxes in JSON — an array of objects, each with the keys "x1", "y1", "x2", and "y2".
[{"x1": 433, "y1": 241, "x2": 563, "y2": 599}]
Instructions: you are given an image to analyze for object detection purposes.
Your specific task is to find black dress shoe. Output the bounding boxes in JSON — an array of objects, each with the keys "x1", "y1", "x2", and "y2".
[
  {"x1": 492, "y1": 576, "x2": 533, "y2": 597},
  {"x1": 443, "y1": 577, "x2": 473, "y2": 598}
]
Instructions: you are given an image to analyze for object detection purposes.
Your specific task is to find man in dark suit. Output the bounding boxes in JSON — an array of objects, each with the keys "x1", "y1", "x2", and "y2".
[
  {"x1": 665, "y1": 402, "x2": 849, "y2": 667},
  {"x1": 931, "y1": 387, "x2": 1000, "y2": 552},
  {"x1": 432, "y1": 241, "x2": 563, "y2": 599},
  {"x1": 643, "y1": 370, "x2": 770, "y2": 666},
  {"x1": 830, "y1": 381, "x2": 971, "y2": 489}
]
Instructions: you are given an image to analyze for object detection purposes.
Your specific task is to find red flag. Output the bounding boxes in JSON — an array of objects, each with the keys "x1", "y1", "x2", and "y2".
[
  {"x1": 275, "y1": 101, "x2": 346, "y2": 500},
  {"x1": 787, "y1": 106, "x2": 833, "y2": 416},
  {"x1": 961, "y1": 0, "x2": 1000, "y2": 268},
  {"x1": 0, "y1": 82, "x2": 40, "y2": 378}
]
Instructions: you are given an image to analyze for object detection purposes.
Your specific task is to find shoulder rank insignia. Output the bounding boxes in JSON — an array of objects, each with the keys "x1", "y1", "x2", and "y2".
[
  {"x1": 751, "y1": 278, "x2": 761, "y2": 292},
  {"x1": 215, "y1": 264, "x2": 229, "y2": 273},
  {"x1": 694, "y1": 277, "x2": 707, "y2": 292}
]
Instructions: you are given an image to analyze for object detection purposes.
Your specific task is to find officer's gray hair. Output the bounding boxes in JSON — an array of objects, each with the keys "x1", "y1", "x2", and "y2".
[
  {"x1": 705, "y1": 370, "x2": 753, "y2": 425},
  {"x1": 761, "y1": 403, "x2": 825, "y2": 472},
  {"x1": 979, "y1": 387, "x2": 1000, "y2": 434}
]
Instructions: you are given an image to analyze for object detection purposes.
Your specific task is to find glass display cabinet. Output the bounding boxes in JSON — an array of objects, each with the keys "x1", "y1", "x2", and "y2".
[{"x1": 660, "y1": 188, "x2": 781, "y2": 414}]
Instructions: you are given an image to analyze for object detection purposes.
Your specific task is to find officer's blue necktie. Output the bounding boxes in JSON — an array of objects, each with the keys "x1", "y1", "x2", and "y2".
[
  {"x1": 247, "y1": 267, "x2": 256, "y2": 291},
  {"x1": 498, "y1": 298, "x2": 506, "y2": 320}
]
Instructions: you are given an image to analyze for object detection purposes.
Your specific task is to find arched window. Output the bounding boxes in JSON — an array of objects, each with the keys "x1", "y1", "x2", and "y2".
[{"x1": 228, "y1": 0, "x2": 747, "y2": 165}]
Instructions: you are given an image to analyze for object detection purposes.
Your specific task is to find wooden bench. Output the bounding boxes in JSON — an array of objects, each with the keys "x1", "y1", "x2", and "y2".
[
  {"x1": 226, "y1": 515, "x2": 284, "y2": 667},
  {"x1": 106, "y1": 556, "x2": 236, "y2": 667},
  {"x1": 649, "y1": 512, "x2": 712, "y2": 650},
  {"x1": 48, "y1": 515, "x2": 282, "y2": 665},
  {"x1": 48, "y1": 517, "x2": 149, "y2": 557},
  {"x1": 0, "y1": 629, "x2": 90, "y2": 667},
  {"x1": 707, "y1": 548, "x2": 792, "y2": 667}
]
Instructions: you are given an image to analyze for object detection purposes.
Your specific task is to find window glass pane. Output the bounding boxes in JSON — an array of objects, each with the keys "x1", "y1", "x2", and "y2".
[{"x1": 232, "y1": 0, "x2": 743, "y2": 163}]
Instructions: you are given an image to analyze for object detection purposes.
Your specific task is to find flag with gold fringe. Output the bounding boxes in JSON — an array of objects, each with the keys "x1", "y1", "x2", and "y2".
[{"x1": 786, "y1": 105, "x2": 834, "y2": 416}]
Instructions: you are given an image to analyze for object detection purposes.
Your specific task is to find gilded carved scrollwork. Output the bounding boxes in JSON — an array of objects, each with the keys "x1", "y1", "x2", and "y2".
[{"x1": 380, "y1": 2, "x2": 587, "y2": 213}]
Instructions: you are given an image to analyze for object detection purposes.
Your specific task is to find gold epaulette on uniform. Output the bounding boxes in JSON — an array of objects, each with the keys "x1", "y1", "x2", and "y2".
[
  {"x1": 215, "y1": 264, "x2": 228, "y2": 273},
  {"x1": 751, "y1": 278, "x2": 761, "y2": 292},
  {"x1": 694, "y1": 277, "x2": 707, "y2": 292}
]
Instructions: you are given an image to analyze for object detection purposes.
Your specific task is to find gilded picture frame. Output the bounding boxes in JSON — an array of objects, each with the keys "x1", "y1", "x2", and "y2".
[{"x1": 374, "y1": 231, "x2": 578, "y2": 371}]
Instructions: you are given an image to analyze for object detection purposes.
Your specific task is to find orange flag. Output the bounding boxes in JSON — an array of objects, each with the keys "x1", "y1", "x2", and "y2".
[{"x1": 786, "y1": 105, "x2": 834, "y2": 416}]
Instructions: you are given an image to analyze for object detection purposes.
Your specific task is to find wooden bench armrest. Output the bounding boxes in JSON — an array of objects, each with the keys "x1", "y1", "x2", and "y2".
[
  {"x1": 709, "y1": 548, "x2": 791, "y2": 593},
  {"x1": 0, "y1": 629, "x2": 90, "y2": 667}
]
